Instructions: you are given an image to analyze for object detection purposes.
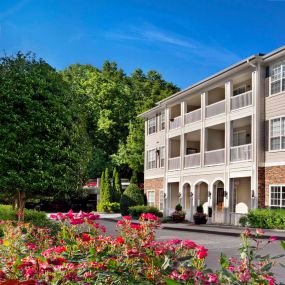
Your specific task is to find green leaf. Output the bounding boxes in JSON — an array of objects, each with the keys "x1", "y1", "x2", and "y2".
[
  {"x1": 260, "y1": 262, "x2": 273, "y2": 272},
  {"x1": 220, "y1": 253, "x2": 229, "y2": 269},
  {"x1": 281, "y1": 240, "x2": 285, "y2": 250},
  {"x1": 165, "y1": 278, "x2": 181, "y2": 285}
]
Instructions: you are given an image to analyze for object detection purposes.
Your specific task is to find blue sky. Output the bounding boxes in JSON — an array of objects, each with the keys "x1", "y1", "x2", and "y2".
[{"x1": 0, "y1": 0, "x2": 285, "y2": 88}]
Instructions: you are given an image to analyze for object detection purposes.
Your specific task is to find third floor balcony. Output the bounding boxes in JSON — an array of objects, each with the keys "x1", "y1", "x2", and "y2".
[{"x1": 206, "y1": 86, "x2": 225, "y2": 118}]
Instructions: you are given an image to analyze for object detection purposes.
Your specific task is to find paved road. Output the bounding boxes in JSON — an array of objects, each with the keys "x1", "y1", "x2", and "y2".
[{"x1": 100, "y1": 220, "x2": 285, "y2": 282}]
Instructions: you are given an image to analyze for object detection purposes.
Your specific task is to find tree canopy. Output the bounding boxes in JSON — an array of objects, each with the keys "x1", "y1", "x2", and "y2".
[{"x1": 0, "y1": 52, "x2": 91, "y2": 209}]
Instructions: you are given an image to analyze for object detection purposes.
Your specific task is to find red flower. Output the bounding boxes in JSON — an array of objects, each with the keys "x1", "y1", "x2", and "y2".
[
  {"x1": 196, "y1": 245, "x2": 208, "y2": 259},
  {"x1": 54, "y1": 246, "x2": 66, "y2": 254},
  {"x1": 256, "y1": 228, "x2": 265, "y2": 235},
  {"x1": 182, "y1": 240, "x2": 197, "y2": 249},
  {"x1": 116, "y1": 237, "x2": 124, "y2": 244},
  {"x1": 123, "y1": 216, "x2": 132, "y2": 220},
  {"x1": 26, "y1": 243, "x2": 37, "y2": 250},
  {"x1": 116, "y1": 220, "x2": 124, "y2": 226},
  {"x1": 81, "y1": 233, "x2": 91, "y2": 242}
]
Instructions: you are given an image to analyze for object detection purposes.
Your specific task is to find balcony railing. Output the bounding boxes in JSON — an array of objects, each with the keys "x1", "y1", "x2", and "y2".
[
  {"x1": 231, "y1": 91, "x2": 252, "y2": 110},
  {"x1": 206, "y1": 100, "x2": 225, "y2": 118},
  {"x1": 168, "y1": 157, "x2": 181, "y2": 170},
  {"x1": 230, "y1": 144, "x2": 252, "y2": 162},
  {"x1": 204, "y1": 149, "x2": 225, "y2": 165},
  {"x1": 184, "y1": 153, "x2": 200, "y2": 168},
  {"x1": 169, "y1": 116, "x2": 182, "y2": 130},
  {"x1": 185, "y1": 108, "x2": 201, "y2": 125}
]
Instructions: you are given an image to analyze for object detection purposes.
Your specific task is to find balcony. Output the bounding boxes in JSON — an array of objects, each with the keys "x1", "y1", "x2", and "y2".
[
  {"x1": 230, "y1": 144, "x2": 252, "y2": 162},
  {"x1": 168, "y1": 157, "x2": 180, "y2": 170},
  {"x1": 169, "y1": 116, "x2": 182, "y2": 130},
  {"x1": 185, "y1": 108, "x2": 201, "y2": 125},
  {"x1": 184, "y1": 153, "x2": 200, "y2": 168},
  {"x1": 204, "y1": 149, "x2": 225, "y2": 166},
  {"x1": 231, "y1": 91, "x2": 252, "y2": 110},
  {"x1": 206, "y1": 100, "x2": 225, "y2": 118}
]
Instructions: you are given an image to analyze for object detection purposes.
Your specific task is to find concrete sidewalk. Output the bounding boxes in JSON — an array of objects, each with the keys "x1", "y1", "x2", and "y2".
[{"x1": 100, "y1": 215, "x2": 285, "y2": 241}]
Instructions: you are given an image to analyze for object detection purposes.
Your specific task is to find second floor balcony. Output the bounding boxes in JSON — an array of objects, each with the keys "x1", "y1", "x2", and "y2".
[{"x1": 169, "y1": 103, "x2": 181, "y2": 130}]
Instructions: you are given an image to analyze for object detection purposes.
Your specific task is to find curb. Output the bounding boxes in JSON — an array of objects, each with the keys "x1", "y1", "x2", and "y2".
[{"x1": 101, "y1": 218, "x2": 285, "y2": 241}]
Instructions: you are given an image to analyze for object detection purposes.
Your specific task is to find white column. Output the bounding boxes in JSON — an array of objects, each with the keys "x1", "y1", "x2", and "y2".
[
  {"x1": 181, "y1": 101, "x2": 186, "y2": 127},
  {"x1": 201, "y1": 92, "x2": 207, "y2": 167},
  {"x1": 180, "y1": 133, "x2": 185, "y2": 170}
]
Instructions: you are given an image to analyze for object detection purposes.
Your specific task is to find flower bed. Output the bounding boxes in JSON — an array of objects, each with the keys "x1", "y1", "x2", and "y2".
[{"x1": 0, "y1": 210, "x2": 284, "y2": 284}]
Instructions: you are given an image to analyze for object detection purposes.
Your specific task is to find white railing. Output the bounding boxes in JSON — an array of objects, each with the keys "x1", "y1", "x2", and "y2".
[
  {"x1": 168, "y1": 157, "x2": 181, "y2": 170},
  {"x1": 169, "y1": 116, "x2": 182, "y2": 130},
  {"x1": 230, "y1": 144, "x2": 252, "y2": 162},
  {"x1": 204, "y1": 149, "x2": 225, "y2": 165},
  {"x1": 185, "y1": 108, "x2": 201, "y2": 125},
  {"x1": 231, "y1": 91, "x2": 252, "y2": 110},
  {"x1": 184, "y1": 153, "x2": 200, "y2": 168},
  {"x1": 206, "y1": 100, "x2": 225, "y2": 118}
]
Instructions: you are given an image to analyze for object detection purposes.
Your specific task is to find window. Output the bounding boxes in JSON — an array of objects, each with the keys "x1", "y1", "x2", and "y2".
[
  {"x1": 233, "y1": 84, "x2": 251, "y2": 96},
  {"x1": 270, "y1": 62, "x2": 285, "y2": 95},
  {"x1": 159, "y1": 146, "x2": 165, "y2": 168},
  {"x1": 147, "y1": 191, "x2": 155, "y2": 206},
  {"x1": 233, "y1": 130, "x2": 247, "y2": 146},
  {"x1": 159, "y1": 190, "x2": 164, "y2": 210},
  {"x1": 147, "y1": 149, "x2": 156, "y2": 169},
  {"x1": 270, "y1": 186, "x2": 285, "y2": 208},
  {"x1": 160, "y1": 112, "x2": 165, "y2": 131},
  {"x1": 270, "y1": 117, "x2": 285, "y2": 150},
  {"x1": 148, "y1": 117, "x2": 156, "y2": 135}
]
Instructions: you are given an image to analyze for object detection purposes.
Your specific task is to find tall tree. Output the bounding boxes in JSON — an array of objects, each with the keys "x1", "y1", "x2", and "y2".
[
  {"x1": 0, "y1": 52, "x2": 91, "y2": 212},
  {"x1": 112, "y1": 168, "x2": 122, "y2": 201}
]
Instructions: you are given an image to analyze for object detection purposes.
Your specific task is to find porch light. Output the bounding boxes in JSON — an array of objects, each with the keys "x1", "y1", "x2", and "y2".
[
  {"x1": 164, "y1": 193, "x2": 166, "y2": 199},
  {"x1": 224, "y1": 191, "x2": 228, "y2": 198},
  {"x1": 178, "y1": 192, "x2": 181, "y2": 198},
  {"x1": 156, "y1": 148, "x2": 160, "y2": 155},
  {"x1": 208, "y1": 191, "x2": 212, "y2": 198},
  {"x1": 190, "y1": 192, "x2": 193, "y2": 198},
  {"x1": 251, "y1": 190, "x2": 255, "y2": 198}
]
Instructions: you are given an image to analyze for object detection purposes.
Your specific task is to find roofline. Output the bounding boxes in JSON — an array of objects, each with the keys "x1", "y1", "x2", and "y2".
[
  {"x1": 262, "y1": 45, "x2": 285, "y2": 60},
  {"x1": 139, "y1": 45, "x2": 285, "y2": 118}
]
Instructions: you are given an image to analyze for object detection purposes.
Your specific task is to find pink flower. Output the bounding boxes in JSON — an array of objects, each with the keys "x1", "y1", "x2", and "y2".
[
  {"x1": 54, "y1": 246, "x2": 66, "y2": 254},
  {"x1": 264, "y1": 274, "x2": 275, "y2": 285},
  {"x1": 140, "y1": 213, "x2": 158, "y2": 221},
  {"x1": 244, "y1": 228, "x2": 252, "y2": 237},
  {"x1": 256, "y1": 228, "x2": 265, "y2": 235},
  {"x1": 268, "y1": 236, "x2": 277, "y2": 242},
  {"x1": 70, "y1": 218, "x2": 84, "y2": 225},
  {"x1": 208, "y1": 273, "x2": 218, "y2": 283},
  {"x1": 24, "y1": 267, "x2": 36, "y2": 278},
  {"x1": 26, "y1": 243, "x2": 37, "y2": 250},
  {"x1": 116, "y1": 220, "x2": 124, "y2": 226},
  {"x1": 131, "y1": 223, "x2": 142, "y2": 230},
  {"x1": 65, "y1": 209, "x2": 74, "y2": 218},
  {"x1": 182, "y1": 240, "x2": 197, "y2": 249},
  {"x1": 123, "y1": 216, "x2": 132, "y2": 220}
]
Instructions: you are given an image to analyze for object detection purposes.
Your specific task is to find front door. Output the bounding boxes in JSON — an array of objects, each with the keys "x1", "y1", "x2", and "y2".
[{"x1": 214, "y1": 187, "x2": 224, "y2": 223}]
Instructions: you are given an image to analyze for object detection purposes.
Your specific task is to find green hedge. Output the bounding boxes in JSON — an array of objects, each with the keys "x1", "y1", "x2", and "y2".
[
  {"x1": 0, "y1": 205, "x2": 60, "y2": 234},
  {"x1": 128, "y1": 205, "x2": 160, "y2": 218},
  {"x1": 247, "y1": 208, "x2": 285, "y2": 229},
  {"x1": 97, "y1": 202, "x2": 120, "y2": 213}
]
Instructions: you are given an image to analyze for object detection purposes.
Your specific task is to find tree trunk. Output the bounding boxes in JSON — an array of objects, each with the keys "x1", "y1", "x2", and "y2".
[{"x1": 14, "y1": 190, "x2": 26, "y2": 221}]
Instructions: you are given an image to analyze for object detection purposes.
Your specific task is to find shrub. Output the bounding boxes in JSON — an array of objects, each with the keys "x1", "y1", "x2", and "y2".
[
  {"x1": 129, "y1": 205, "x2": 160, "y2": 218},
  {"x1": 239, "y1": 215, "x2": 249, "y2": 227},
  {"x1": 247, "y1": 208, "x2": 285, "y2": 229},
  {"x1": 0, "y1": 204, "x2": 60, "y2": 235},
  {"x1": 120, "y1": 183, "x2": 144, "y2": 215},
  {"x1": 175, "y1": 203, "x2": 182, "y2": 211},
  {"x1": 97, "y1": 202, "x2": 120, "y2": 213}
]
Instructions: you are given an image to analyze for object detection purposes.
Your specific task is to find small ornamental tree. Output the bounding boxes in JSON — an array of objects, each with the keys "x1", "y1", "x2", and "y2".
[
  {"x1": 112, "y1": 168, "x2": 122, "y2": 202},
  {"x1": 98, "y1": 171, "x2": 106, "y2": 207},
  {"x1": 120, "y1": 181, "x2": 144, "y2": 215},
  {"x1": 104, "y1": 168, "x2": 114, "y2": 202}
]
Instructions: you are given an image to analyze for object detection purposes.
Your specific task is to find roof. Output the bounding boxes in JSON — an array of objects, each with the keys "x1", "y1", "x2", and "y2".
[{"x1": 139, "y1": 45, "x2": 285, "y2": 118}]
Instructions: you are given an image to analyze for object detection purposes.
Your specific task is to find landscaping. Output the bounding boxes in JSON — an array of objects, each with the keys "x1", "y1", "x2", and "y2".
[{"x1": 0, "y1": 210, "x2": 284, "y2": 284}]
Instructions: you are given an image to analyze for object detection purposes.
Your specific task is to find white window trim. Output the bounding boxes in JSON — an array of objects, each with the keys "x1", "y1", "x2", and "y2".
[
  {"x1": 148, "y1": 117, "x2": 156, "y2": 135},
  {"x1": 269, "y1": 61, "x2": 285, "y2": 97},
  {"x1": 233, "y1": 130, "x2": 247, "y2": 146},
  {"x1": 269, "y1": 185, "x2": 285, "y2": 208},
  {"x1": 147, "y1": 190, "x2": 155, "y2": 206},
  {"x1": 147, "y1": 148, "x2": 157, "y2": 170},
  {"x1": 269, "y1": 115, "x2": 285, "y2": 152},
  {"x1": 159, "y1": 146, "x2": 165, "y2": 168},
  {"x1": 160, "y1": 112, "x2": 165, "y2": 131}
]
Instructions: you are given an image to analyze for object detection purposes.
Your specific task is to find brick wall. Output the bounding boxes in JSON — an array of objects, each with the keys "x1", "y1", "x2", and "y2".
[
  {"x1": 264, "y1": 166, "x2": 285, "y2": 207},
  {"x1": 144, "y1": 178, "x2": 164, "y2": 209},
  {"x1": 258, "y1": 167, "x2": 265, "y2": 208}
]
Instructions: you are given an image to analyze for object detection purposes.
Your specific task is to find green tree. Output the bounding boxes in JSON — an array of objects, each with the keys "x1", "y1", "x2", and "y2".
[
  {"x1": 0, "y1": 52, "x2": 91, "y2": 212},
  {"x1": 120, "y1": 182, "x2": 145, "y2": 215},
  {"x1": 112, "y1": 168, "x2": 122, "y2": 201},
  {"x1": 99, "y1": 170, "x2": 106, "y2": 206}
]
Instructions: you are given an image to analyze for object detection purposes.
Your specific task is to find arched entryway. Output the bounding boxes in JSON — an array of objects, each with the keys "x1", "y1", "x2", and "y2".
[
  {"x1": 212, "y1": 180, "x2": 225, "y2": 224},
  {"x1": 194, "y1": 181, "x2": 209, "y2": 215},
  {"x1": 182, "y1": 183, "x2": 191, "y2": 220}
]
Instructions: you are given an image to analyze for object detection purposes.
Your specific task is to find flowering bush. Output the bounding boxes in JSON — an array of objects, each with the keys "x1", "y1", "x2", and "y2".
[{"x1": 0, "y1": 210, "x2": 284, "y2": 284}]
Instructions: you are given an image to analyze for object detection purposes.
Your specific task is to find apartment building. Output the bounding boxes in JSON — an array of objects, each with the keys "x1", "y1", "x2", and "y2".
[{"x1": 139, "y1": 45, "x2": 285, "y2": 225}]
